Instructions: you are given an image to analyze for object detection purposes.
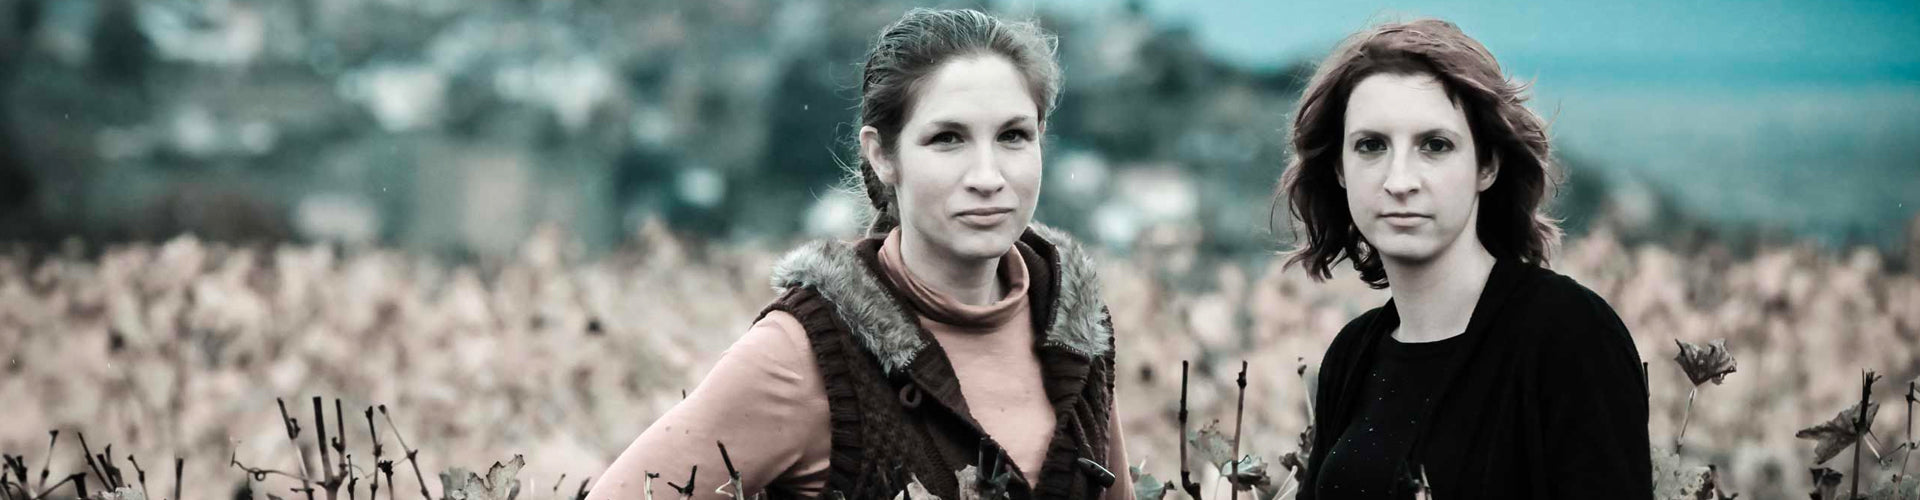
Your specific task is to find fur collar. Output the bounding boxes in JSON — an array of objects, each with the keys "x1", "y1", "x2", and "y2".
[{"x1": 769, "y1": 224, "x2": 1113, "y2": 375}]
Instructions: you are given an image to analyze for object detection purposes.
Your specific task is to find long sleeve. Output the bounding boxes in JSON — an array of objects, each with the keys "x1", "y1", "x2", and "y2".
[
  {"x1": 588, "y1": 312, "x2": 832, "y2": 500},
  {"x1": 1536, "y1": 307, "x2": 1653, "y2": 499},
  {"x1": 1296, "y1": 311, "x2": 1369, "y2": 500}
]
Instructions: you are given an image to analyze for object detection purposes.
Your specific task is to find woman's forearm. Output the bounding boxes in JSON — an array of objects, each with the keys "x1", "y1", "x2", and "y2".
[{"x1": 588, "y1": 313, "x2": 830, "y2": 500}]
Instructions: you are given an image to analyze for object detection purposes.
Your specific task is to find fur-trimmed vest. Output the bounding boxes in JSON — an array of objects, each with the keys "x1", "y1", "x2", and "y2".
[{"x1": 757, "y1": 226, "x2": 1118, "y2": 500}]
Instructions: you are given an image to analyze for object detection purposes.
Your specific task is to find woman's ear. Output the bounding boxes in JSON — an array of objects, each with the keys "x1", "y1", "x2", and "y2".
[
  {"x1": 860, "y1": 126, "x2": 898, "y2": 186},
  {"x1": 1477, "y1": 153, "x2": 1500, "y2": 192}
]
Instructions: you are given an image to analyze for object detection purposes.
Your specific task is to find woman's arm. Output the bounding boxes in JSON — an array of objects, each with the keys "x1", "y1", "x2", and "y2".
[
  {"x1": 1539, "y1": 305, "x2": 1653, "y2": 498},
  {"x1": 1296, "y1": 310, "x2": 1372, "y2": 500},
  {"x1": 1295, "y1": 360, "x2": 1330, "y2": 500},
  {"x1": 588, "y1": 312, "x2": 831, "y2": 500},
  {"x1": 1104, "y1": 395, "x2": 1134, "y2": 500}
]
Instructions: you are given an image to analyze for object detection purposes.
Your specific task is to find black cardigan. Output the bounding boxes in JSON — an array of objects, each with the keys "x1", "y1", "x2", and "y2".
[{"x1": 1298, "y1": 259, "x2": 1653, "y2": 499}]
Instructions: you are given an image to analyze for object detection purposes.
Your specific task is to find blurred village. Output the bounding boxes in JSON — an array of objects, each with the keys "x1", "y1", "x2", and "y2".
[{"x1": 1, "y1": 0, "x2": 1918, "y2": 499}]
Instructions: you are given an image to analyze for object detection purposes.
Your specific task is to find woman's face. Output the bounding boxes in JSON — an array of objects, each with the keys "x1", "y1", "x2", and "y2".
[
  {"x1": 1339, "y1": 73, "x2": 1497, "y2": 267},
  {"x1": 864, "y1": 55, "x2": 1043, "y2": 262}
]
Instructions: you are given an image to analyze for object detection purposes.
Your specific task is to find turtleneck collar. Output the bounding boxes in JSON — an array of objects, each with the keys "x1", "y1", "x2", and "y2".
[{"x1": 877, "y1": 228, "x2": 1030, "y2": 330}]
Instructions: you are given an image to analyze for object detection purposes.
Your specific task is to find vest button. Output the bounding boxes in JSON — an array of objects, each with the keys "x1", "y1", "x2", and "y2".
[
  {"x1": 898, "y1": 384, "x2": 923, "y2": 409},
  {"x1": 1078, "y1": 457, "x2": 1116, "y2": 488}
]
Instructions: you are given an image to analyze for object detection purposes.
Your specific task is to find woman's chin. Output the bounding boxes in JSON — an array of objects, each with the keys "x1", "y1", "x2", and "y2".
[
  {"x1": 949, "y1": 238, "x2": 1015, "y2": 260},
  {"x1": 942, "y1": 229, "x2": 1022, "y2": 260},
  {"x1": 1369, "y1": 238, "x2": 1442, "y2": 264}
]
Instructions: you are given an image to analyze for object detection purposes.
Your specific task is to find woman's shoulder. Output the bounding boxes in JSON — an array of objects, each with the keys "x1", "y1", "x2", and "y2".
[
  {"x1": 731, "y1": 310, "x2": 819, "y2": 377},
  {"x1": 1021, "y1": 223, "x2": 1115, "y2": 359},
  {"x1": 763, "y1": 236, "x2": 919, "y2": 351},
  {"x1": 1506, "y1": 264, "x2": 1638, "y2": 361},
  {"x1": 769, "y1": 236, "x2": 879, "y2": 291},
  {"x1": 1509, "y1": 265, "x2": 1624, "y2": 326}
]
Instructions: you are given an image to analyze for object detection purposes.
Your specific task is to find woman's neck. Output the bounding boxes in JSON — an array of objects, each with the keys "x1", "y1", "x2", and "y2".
[
  {"x1": 1383, "y1": 235, "x2": 1497, "y2": 343},
  {"x1": 898, "y1": 229, "x2": 1005, "y2": 306}
]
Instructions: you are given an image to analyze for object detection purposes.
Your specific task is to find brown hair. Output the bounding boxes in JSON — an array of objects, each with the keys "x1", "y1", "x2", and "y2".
[
  {"x1": 1278, "y1": 19, "x2": 1561, "y2": 289},
  {"x1": 849, "y1": 8, "x2": 1061, "y2": 236}
]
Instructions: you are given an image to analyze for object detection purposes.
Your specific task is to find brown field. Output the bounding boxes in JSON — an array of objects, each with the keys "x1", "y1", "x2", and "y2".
[{"x1": 3, "y1": 220, "x2": 1917, "y2": 499}]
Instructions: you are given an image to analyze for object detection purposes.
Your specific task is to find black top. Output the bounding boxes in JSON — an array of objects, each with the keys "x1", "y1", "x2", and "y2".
[
  {"x1": 1314, "y1": 332, "x2": 1467, "y2": 498},
  {"x1": 1298, "y1": 260, "x2": 1654, "y2": 499}
]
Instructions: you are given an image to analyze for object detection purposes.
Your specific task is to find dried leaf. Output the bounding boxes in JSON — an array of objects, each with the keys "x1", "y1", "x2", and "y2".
[
  {"x1": 890, "y1": 474, "x2": 938, "y2": 500},
  {"x1": 1680, "y1": 464, "x2": 1738, "y2": 500},
  {"x1": 714, "y1": 479, "x2": 764, "y2": 500},
  {"x1": 1294, "y1": 424, "x2": 1314, "y2": 468},
  {"x1": 1865, "y1": 477, "x2": 1920, "y2": 500},
  {"x1": 89, "y1": 486, "x2": 147, "y2": 500},
  {"x1": 1127, "y1": 464, "x2": 1172, "y2": 500},
  {"x1": 1673, "y1": 339, "x2": 1737, "y2": 386},
  {"x1": 1185, "y1": 420, "x2": 1235, "y2": 470},
  {"x1": 956, "y1": 450, "x2": 1012, "y2": 500},
  {"x1": 441, "y1": 455, "x2": 524, "y2": 500},
  {"x1": 1278, "y1": 451, "x2": 1306, "y2": 483},
  {"x1": 1411, "y1": 465, "x2": 1433, "y2": 500},
  {"x1": 486, "y1": 455, "x2": 526, "y2": 499},
  {"x1": 442, "y1": 467, "x2": 475, "y2": 498},
  {"x1": 1224, "y1": 455, "x2": 1272, "y2": 491},
  {"x1": 1651, "y1": 445, "x2": 1699, "y2": 499},
  {"x1": 954, "y1": 466, "x2": 981, "y2": 500},
  {"x1": 1809, "y1": 467, "x2": 1843, "y2": 500},
  {"x1": 1797, "y1": 402, "x2": 1882, "y2": 464},
  {"x1": 1252, "y1": 483, "x2": 1286, "y2": 500}
]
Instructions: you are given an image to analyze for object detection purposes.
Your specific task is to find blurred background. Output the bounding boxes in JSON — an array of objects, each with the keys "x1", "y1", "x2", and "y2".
[{"x1": 1, "y1": 0, "x2": 1916, "y2": 498}]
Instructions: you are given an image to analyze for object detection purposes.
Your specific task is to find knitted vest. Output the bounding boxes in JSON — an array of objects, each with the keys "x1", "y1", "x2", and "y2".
[{"x1": 757, "y1": 226, "x2": 1118, "y2": 500}]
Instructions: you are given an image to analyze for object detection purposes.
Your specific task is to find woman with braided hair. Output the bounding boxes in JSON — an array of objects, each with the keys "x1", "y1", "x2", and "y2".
[{"x1": 591, "y1": 9, "x2": 1131, "y2": 500}]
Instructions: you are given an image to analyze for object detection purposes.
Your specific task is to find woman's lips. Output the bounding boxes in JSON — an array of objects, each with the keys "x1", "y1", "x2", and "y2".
[
  {"x1": 956, "y1": 208, "x2": 1013, "y2": 228},
  {"x1": 1380, "y1": 213, "x2": 1430, "y2": 228}
]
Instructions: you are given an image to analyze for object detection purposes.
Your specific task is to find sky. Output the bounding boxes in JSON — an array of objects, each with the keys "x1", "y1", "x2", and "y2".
[
  {"x1": 1003, "y1": 0, "x2": 1920, "y2": 247},
  {"x1": 1010, "y1": 0, "x2": 1920, "y2": 85}
]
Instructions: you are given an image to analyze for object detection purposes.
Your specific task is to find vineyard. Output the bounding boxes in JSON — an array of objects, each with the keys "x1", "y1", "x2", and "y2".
[{"x1": 3, "y1": 219, "x2": 1919, "y2": 499}]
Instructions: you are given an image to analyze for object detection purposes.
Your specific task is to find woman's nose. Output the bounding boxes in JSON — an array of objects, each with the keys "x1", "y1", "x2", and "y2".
[
  {"x1": 962, "y1": 147, "x2": 1007, "y2": 196},
  {"x1": 1382, "y1": 151, "x2": 1420, "y2": 197}
]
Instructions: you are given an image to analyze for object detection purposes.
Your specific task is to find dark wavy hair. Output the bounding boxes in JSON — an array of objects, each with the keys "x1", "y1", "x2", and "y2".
[
  {"x1": 846, "y1": 8, "x2": 1061, "y2": 236},
  {"x1": 1278, "y1": 19, "x2": 1562, "y2": 289}
]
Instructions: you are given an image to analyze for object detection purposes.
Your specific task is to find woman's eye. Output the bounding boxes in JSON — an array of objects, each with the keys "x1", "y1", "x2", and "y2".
[
  {"x1": 1421, "y1": 137, "x2": 1455, "y2": 153},
  {"x1": 929, "y1": 132, "x2": 962, "y2": 145},
  {"x1": 1354, "y1": 137, "x2": 1386, "y2": 153},
  {"x1": 998, "y1": 129, "x2": 1032, "y2": 143}
]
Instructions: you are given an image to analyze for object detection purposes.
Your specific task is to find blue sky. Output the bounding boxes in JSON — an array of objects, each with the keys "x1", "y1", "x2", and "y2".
[
  {"x1": 1001, "y1": 0, "x2": 1920, "y2": 246},
  {"x1": 1010, "y1": 0, "x2": 1920, "y2": 86}
]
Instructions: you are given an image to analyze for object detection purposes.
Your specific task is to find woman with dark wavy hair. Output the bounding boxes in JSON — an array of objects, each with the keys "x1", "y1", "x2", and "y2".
[
  {"x1": 1279, "y1": 19, "x2": 1651, "y2": 498},
  {"x1": 590, "y1": 8, "x2": 1130, "y2": 500}
]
